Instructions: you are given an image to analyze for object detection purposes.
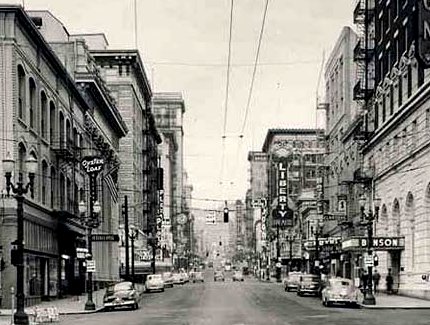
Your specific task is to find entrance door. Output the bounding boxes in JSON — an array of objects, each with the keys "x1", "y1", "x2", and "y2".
[{"x1": 389, "y1": 251, "x2": 401, "y2": 292}]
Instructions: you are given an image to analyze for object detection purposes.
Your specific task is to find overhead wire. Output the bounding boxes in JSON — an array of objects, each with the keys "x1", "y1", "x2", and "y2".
[
  {"x1": 238, "y1": 0, "x2": 270, "y2": 136},
  {"x1": 219, "y1": 0, "x2": 235, "y2": 188}
]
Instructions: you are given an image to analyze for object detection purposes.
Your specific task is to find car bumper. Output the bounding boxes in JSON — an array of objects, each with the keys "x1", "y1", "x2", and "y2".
[
  {"x1": 328, "y1": 298, "x2": 357, "y2": 304},
  {"x1": 104, "y1": 300, "x2": 135, "y2": 308},
  {"x1": 147, "y1": 286, "x2": 164, "y2": 290},
  {"x1": 287, "y1": 285, "x2": 298, "y2": 290},
  {"x1": 299, "y1": 289, "x2": 319, "y2": 294}
]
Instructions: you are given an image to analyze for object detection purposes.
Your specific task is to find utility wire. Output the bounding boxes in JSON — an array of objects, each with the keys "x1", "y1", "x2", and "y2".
[
  {"x1": 219, "y1": 0, "x2": 235, "y2": 188},
  {"x1": 239, "y1": 0, "x2": 270, "y2": 136}
]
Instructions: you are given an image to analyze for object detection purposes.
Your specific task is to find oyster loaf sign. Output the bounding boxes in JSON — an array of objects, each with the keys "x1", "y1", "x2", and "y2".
[
  {"x1": 81, "y1": 156, "x2": 105, "y2": 175},
  {"x1": 418, "y1": 0, "x2": 430, "y2": 66}
]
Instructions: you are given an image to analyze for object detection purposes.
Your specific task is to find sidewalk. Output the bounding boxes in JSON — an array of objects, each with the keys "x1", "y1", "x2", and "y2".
[
  {"x1": 358, "y1": 292, "x2": 430, "y2": 309},
  {"x1": 0, "y1": 289, "x2": 106, "y2": 318}
]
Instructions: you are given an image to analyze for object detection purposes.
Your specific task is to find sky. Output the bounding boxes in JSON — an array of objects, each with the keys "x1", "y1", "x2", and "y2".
[{"x1": 12, "y1": 0, "x2": 353, "y2": 209}]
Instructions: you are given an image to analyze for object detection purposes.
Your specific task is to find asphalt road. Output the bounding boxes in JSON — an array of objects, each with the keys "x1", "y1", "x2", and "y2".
[{"x1": 60, "y1": 271, "x2": 430, "y2": 325}]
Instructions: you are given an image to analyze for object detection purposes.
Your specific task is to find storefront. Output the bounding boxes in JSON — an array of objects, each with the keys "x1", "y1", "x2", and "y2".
[{"x1": 341, "y1": 236, "x2": 405, "y2": 288}]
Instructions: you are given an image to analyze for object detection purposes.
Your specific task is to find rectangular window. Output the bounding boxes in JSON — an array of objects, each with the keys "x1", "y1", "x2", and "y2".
[
  {"x1": 374, "y1": 103, "x2": 379, "y2": 129},
  {"x1": 390, "y1": 86, "x2": 394, "y2": 115}
]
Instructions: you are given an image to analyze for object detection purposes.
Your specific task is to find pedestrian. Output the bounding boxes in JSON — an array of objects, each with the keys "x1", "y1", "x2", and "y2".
[
  {"x1": 372, "y1": 269, "x2": 381, "y2": 294},
  {"x1": 386, "y1": 269, "x2": 394, "y2": 294},
  {"x1": 360, "y1": 270, "x2": 368, "y2": 293}
]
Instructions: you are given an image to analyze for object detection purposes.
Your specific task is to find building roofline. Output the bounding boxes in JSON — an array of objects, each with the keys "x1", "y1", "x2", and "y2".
[
  {"x1": 3, "y1": 5, "x2": 103, "y2": 126},
  {"x1": 261, "y1": 128, "x2": 323, "y2": 152},
  {"x1": 90, "y1": 49, "x2": 152, "y2": 101},
  {"x1": 153, "y1": 92, "x2": 185, "y2": 113},
  {"x1": 70, "y1": 32, "x2": 109, "y2": 46}
]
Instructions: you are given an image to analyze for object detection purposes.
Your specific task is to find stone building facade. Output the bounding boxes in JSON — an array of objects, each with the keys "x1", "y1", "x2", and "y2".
[{"x1": 0, "y1": 6, "x2": 127, "y2": 307}]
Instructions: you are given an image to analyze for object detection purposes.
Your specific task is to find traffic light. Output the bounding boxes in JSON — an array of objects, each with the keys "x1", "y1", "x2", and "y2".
[
  {"x1": 374, "y1": 254, "x2": 379, "y2": 267},
  {"x1": 223, "y1": 207, "x2": 229, "y2": 223}
]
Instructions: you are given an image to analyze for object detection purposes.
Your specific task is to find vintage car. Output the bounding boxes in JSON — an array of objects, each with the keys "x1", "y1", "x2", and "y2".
[
  {"x1": 232, "y1": 271, "x2": 244, "y2": 282},
  {"x1": 145, "y1": 274, "x2": 165, "y2": 292},
  {"x1": 296, "y1": 274, "x2": 321, "y2": 296},
  {"x1": 103, "y1": 281, "x2": 140, "y2": 311},
  {"x1": 214, "y1": 270, "x2": 225, "y2": 282},
  {"x1": 321, "y1": 278, "x2": 360, "y2": 307},
  {"x1": 192, "y1": 271, "x2": 205, "y2": 283},
  {"x1": 172, "y1": 272, "x2": 185, "y2": 285},
  {"x1": 284, "y1": 272, "x2": 303, "y2": 292},
  {"x1": 162, "y1": 272, "x2": 174, "y2": 288}
]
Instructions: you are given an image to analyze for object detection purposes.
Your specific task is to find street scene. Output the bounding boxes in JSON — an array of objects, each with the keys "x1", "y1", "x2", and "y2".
[{"x1": 1, "y1": 0, "x2": 430, "y2": 324}]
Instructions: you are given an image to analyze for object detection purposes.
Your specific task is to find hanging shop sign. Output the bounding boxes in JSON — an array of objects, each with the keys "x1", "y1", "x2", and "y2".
[
  {"x1": 303, "y1": 237, "x2": 342, "y2": 250},
  {"x1": 157, "y1": 190, "x2": 164, "y2": 246},
  {"x1": 91, "y1": 234, "x2": 119, "y2": 242},
  {"x1": 418, "y1": 0, "x2": 430, "y2": 67},
  {"x1": 261, "y1": 198, "x2": 267, "y2": 242},
  {"x1": 275, "y1": 162, "x2": 293, "y2": 227},
  {"x1": 323, "y1": 213, "x2": 347, "y2": 222},
  {"x1": 81, "y1": 156, "x2": 105, "y2": 175}
]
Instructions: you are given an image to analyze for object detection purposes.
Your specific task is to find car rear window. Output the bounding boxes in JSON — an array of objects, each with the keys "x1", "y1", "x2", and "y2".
[
  {"x1": 302, "y1": 276, "x2": 319, "y2": 282},
  {"x1": 149, "y1": 275, "x2": 162, "y2": 280},
  {"x1": 114, "y1": 282, "x2": 132, "y2": 291}
]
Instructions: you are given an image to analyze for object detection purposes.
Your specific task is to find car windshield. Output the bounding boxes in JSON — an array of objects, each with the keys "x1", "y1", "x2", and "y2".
[
  {"x1": 331, "y1": 280, "x2": 351, "y2": 287},
  {"x1": 113, "y1": 282, "x2": 132, "y2": 291},
  {"x1": 148, "y1": 275, "x2": 162, "y2": 281}
]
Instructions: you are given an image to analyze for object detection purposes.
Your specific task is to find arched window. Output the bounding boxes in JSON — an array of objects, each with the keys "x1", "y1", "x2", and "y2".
[
  {"x1": 51, "y1": 166, "x2": 56, "y2": 208},
  {"x1": 60, "y1": 173, "x2": 65, "y2": 210},
  {"x1": 67, "y1": 177, "x2": 72, "y2": 212},
  {"x1": 29, "y1": 78, "x2": 36, "y2": 129},
  {"x1": 379, "y1": 204, "x2": 388, "y2": 235},
  {"x1": 59, "y1": 112, "x2": 65, "y2": 148},
  {"x1": 406, "y1": 192, "x2": 415, "y2": 270},
  {"x1": 41, "y1": 91, "x2": 48, "y2": 138},
  {"x1": 66, "y1": 119, "x2": 71, "y2": 150},
  {"x1": 18, "y1": 143, "x2": 26, "y2": 177},
  {"x1": 29, "y1": 151, "x2": 38, "y2": 200},
  {"x1": 41, "y1": 160, "x2": 48, "y2": 205},
  {"x1": 392, "y1": 199, "x2": 400, "y2": 236},
  {"x1": 18, "y1": 65, "x2": 26, "y2": 120},
  {"x1": 49, "y1": 102, "x2": 56, "y2": 144},
  {"x1": 73, "y1": 128, "x2": 78, "y2": 149}
]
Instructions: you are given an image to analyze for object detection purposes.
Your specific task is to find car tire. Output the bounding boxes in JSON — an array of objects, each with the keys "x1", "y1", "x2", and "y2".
[{"x1": 161, "y1": 288, "x2": 165, "y2": 292}]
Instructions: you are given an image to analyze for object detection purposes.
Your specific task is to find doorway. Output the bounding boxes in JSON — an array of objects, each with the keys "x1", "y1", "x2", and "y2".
[{"x1": 389, "y1": 251, "x2": 401, "y2": 293}]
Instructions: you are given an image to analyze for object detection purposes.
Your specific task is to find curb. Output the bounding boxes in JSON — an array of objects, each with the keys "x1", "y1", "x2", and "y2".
[
  {"x1": 358, "y1": 304, "x2": 430, "y2": 310},
  {"x1": 58, "y1": 307, "x2": 105, "y2": 315}
]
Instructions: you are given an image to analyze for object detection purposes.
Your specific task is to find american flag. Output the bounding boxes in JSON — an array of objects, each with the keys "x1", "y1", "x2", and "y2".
[{"x1": 104, "y1": 165, "x2": 119, "y2": 203}]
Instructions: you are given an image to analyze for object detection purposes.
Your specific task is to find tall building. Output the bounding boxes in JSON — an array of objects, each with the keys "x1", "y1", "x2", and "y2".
[
  {"x1": 350, "y1": 0, "x2": 430, "y2": 298},
  {"x1": 261, "y1": 129, "x2": 325, "y2": 271},
  {"x1": 321, "y1": 26, "x2": 364, "y2": 279},
  {"x1": 0, "y1": 7, "x2": 127, "y2": 307},
  {"x1": 90, "y1": 46, "x2": 161, "y2": 276},
  {"x1": 153, "y1": 92, "x2": 185, "y2": 266}
]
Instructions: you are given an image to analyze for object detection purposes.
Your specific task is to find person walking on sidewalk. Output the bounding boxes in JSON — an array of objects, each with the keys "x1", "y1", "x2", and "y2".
[
  {"x1": 373, "y1": 269, "x2": 381, "y2": 294},
  {"x1": 386, "y1": 269, "x2": 394, "y2": 294}
]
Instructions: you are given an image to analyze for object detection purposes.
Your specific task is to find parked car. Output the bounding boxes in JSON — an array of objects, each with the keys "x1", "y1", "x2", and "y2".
[
  {"x1": 103, "y1": 281, "x2": 140, "y2": 311},
  {"x1": 321, "y1": 278, "x2": 360, "y2": 307},
  {"x1": 172, "y1": 272, "x2": 185, "y2": 285},
  {"x1": 181, "y1": 271, "x2": 190, "y2": 283},
  {"x1": 284, "y1": 272, "x2": 303, "y2": 292},
  {"x1": 296, "y1": 274, "x2": 321, "y2": 296},
  {"x1": 232, "y1": 271, "x2": 244, "y2": 282},
  {"x1": 145, "y1": 274, "x2": 165, "y2": 292},
  {"x1": 214, "y1": 270, "x2": 225, "y2": 282},
  {"x1": 162, "y1": 272, "x2": 174, "y2": 288},
  {"x1": 192, "y1": 271, "x2": 205, "y2": 283}
]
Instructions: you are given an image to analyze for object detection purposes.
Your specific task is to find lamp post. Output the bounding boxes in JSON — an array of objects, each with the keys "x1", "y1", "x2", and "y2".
[
  {"x1": 359, "y1": 194, "x2": 381, "y2": 305},
  {"x1": 314, "y1": 220, "x2": 324, "y2": 278},
  {"x1": 78, "y1": 199, "x2": 101, "y2": 311},
  {"x1": 129, "y1": 225, "x2": 138, "y2": 283},
  {"x1": 3, "y1": 153, "x2": 37, "y2": 325},
  {"x1": 286, "y1": 232, "x2": 296, "y2": 275}
]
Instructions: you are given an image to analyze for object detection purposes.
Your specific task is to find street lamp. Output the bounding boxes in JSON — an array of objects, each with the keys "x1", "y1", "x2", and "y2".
[
  {"x1": 286, "y1": 232, "x2": 296, "y2": 275},
  {"x1": 359, "y1": 194, "x2": 381, "y2": 306},
  {"x1": 129, "y1": 225, "x2": 138, "y2": 283},
  {"x1": 3, "y1": 152, "x2": 37, "y2": 325},
  {"x1": 314, "y1": 219, "x2": 324, "y2": 278},
  {"x1": 78, "y1": 199, "x2": 101, "y2": 310}
]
